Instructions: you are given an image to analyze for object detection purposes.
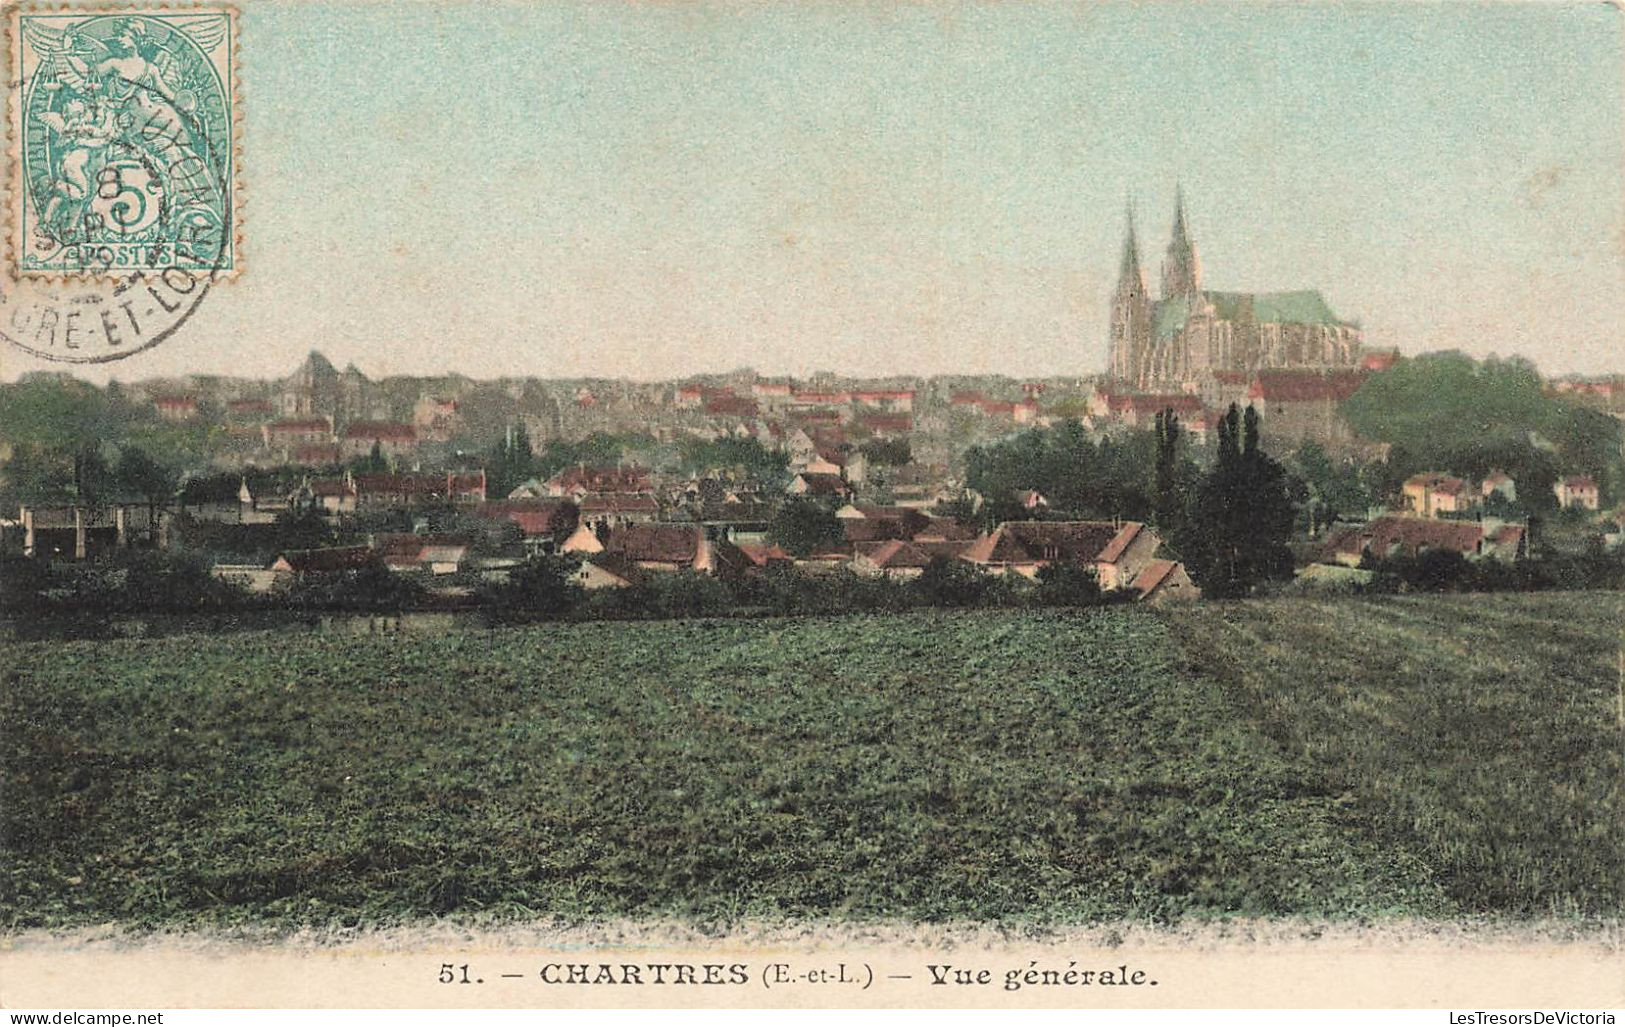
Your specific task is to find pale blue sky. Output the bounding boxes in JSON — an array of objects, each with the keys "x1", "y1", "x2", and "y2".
[{"x1": 13, "y1": 0, "x2": 1623, "y2": 383}]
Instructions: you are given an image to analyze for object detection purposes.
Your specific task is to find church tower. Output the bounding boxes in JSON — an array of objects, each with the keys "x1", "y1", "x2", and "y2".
[
  {"x1": 1108, "y1": 203, "x2": 1152, "y2": 387},
  {"x1": 1160, "y1": 185, "x2": 1202, "y2": 300}
]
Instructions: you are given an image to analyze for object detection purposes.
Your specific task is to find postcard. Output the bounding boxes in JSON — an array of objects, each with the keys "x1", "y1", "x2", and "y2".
[{"x1": 0, "y1": 0, "x2": 1620, "y2": 1012}]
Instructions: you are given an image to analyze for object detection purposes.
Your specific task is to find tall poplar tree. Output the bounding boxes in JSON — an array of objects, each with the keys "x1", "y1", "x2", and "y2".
[{"x1": 1181, "y1": 404, "x2": 1297, "y2": 597}]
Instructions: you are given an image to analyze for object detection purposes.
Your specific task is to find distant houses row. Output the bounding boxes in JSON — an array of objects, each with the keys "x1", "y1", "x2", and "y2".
[
  {"x1": 250, "y1": 516, "x2": 1201, "y2": 605},
  {"x1": 1401, "y1": 470, "x2": 1599, "y2": 517}
]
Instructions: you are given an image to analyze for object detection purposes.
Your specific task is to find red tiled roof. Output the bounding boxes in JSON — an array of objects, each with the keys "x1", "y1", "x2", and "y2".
[
  {"x1": 476, "y1": 498, "x2": 576, "y2": 537},
  {"x1": 913, "y1": 516, "x2": 979, "y2": 542},
  {"x1": 795, "y1": 472, "x2": 850, "y2": 496},
  {"x1": 698, "y1": 500, "x2": 776, "y2": 523},
  {"x1": 605, "y1": 523, "x2": 704, "y2": 564},
  {"x1": 1323, "y1": 516, "x2": 1484, "y2": 561},
  {"x1": 1103, "y1": 392, "x2": 1203, "y2": 418},
  {"x1": 1117, "y1": 393, "x2": 1205, "y2": 415},
  {"x1": 842, "y1": 518, "x2": 914, "y2": 544},
  {"x1": 1247, "y1": 370, "x2": 1369, "y2": 403},
  {"x1": 855, "y1": 539, "x2": 969, "y2": 569},
  {"x1": 1360, "y1": 350, "x2": 1400, "y2": 372},
  {"x1": 294, "y1": 443, "x2": 343, "y2": 465},
  {"x1": 1096, "y1": 522, "x2": 1145, "y2": 563},
  {"x1": 1562, "y1": 475, "x2": 1598, "y2": 490},
  {"x1": 851, "y1": 504, "x2": 930, "y2": 529},
  {"x1": 705, "y1": 396, "x2": 759, "y2": 417},
  {"x1": 853, "y1": 389, "x2": 914, "y2": 401},
  {"x1": 578, "y1": 493, "x2": 660, "y2": 515},
  {"x1": 861, "y1": 414, "x2": 914, "y2": 433},
  {"x1": 547, "y1": 466, "x2": 652, "y2": 493},
  {"x1": 963, "y1": 521, "x2": 1141, "y2": 566},
  {"x1": 352, "y1": 472, "x2": 485, "y2": 499},
  {"x1": 309, "y1": 477, "x2": 356, "y2": 497},
  {"x1": 1130, "y1": 558, "x2": 1179, "y2": 594},
  {"x1": 268, "y1": 418, "x2": 331, "y2": 433},
  {"x1": 373, "y1": 533, "x2": 470, "y2": 567},
  {"x1": 736, "y1": 542, "x2": 794, "y2": 567},
  {"x1": 1405, "y1": 472, "x2": 1454, "y2": 489},
  {"x1": 274, "y1": 546, "x2": 378, "y2": 574},
  {"x1": 343, "y1": 421, "x2": 416, "y2": 442},
  {"x1": 810, "y1": 426, "x2": 847, "y2": 448},
  {"x1": 228, "y1": 398, "x2": 275, "y2": 413},
  {"x1": 792, "y1": 409, "x2": 843, "y2": 425}
]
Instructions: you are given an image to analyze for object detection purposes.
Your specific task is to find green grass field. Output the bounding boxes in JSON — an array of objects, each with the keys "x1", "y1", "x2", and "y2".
[{"x1": 3, "y1": 592, "x2": 1621, "y2": 930}]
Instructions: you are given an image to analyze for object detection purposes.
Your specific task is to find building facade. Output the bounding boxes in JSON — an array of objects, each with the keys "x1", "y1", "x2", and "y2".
[{"x1": 1108, "y1": 191, "x2": 1364, "y2": 392}]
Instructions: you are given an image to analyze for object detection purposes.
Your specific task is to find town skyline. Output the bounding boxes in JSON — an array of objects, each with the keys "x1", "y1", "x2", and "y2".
[{"x1": 2, "y1": 1, "x2": 1621, "y2": 386}]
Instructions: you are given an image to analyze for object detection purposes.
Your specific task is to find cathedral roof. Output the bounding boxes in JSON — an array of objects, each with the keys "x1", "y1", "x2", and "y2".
[
  {"x1": 1153, "y1": 290, "x2": 1353, "y2": 341},
  {"x1": 1205, "y1": 290, "x2": 1351, "y2": 327},
  {"x1": 1153, "y1": 295, "x2": 1195, "y2": 341}
]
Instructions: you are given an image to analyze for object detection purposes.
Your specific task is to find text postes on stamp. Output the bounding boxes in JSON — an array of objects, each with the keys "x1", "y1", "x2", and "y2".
[{"x1": 8, "y1": 6, "x2": 236, "y2": 280}]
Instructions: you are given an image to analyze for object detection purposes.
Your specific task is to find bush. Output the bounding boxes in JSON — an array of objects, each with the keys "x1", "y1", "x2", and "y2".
[
  {"x1": 480, "y1": 555, "x2": 583, "y2": 620},
  {"x1": 2, "y1": 550, "x2": 247, "y2": 615},
  {"x1": 911, "y1": 556, "x2": 990, "y2": 607},
  {"x1": 1034, "y1": 562, "x2": 1103, "y2": 606},
  {"x1": 643, "y1": 571, "x2": 733, "y2": 619},
  {"x1": 275, "y1": 563, "x2": 426, "y2": 613}
]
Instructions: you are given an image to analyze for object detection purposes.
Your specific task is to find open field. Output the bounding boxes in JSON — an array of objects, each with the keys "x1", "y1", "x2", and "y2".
[{"x1": 2, "y1": 593, "x2": 1621, "y2": 931}]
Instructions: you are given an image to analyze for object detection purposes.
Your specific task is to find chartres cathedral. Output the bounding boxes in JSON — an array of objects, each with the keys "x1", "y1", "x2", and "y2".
[{"x1": 1107, "y1": 191, "x2": 1364, "y2": 391}]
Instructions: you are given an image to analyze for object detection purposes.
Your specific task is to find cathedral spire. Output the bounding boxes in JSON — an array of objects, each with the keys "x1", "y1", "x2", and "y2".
[
  {"x1": 1118, "y1": 199, "x2": 1146, "y2": 288},
  {"x1": 1109, "y1": 200, "x2": 1152, "y2": 387},
  {"x1": 1162, "y1": 184, "x2": 1202, "y2": 299},
  {"x1": 1171, "y1": 184, "x2": 1190, "y2": 245}
]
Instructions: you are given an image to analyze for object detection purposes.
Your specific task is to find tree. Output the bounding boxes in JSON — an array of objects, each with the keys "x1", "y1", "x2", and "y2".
[
  {"x1": 1292, "y1": 440, "x2": 1371, "y2": 533},
  {"x1": 676, "y1": 436, "x2": 789, "y2": 485},
  {"x1": 487, "y1": 423, "x2": 536, "y2": 498},
  {"x1": 931, "y1": 494, "x2": 982, "y2": 528},
  {"x1": 963, "y1": 418, "x2": 1161, "y2": 521},
  {"x1": 483, "y1": 554, "x2": 582, "y2": 620},
  {"x1": 114, "y1": 446, "x2": 177, "y2": 510},
  {"x1": 1179, "y1": 404, "x2": 1297, "y2": 597},
  {"x1": 859, "y1": 437, "x2": 912, "y2": 467},
  {"x1": 1342, "y1": 350, "x2": 1622, "y2": 509},
  {"x1": 277, "y1": 563, "x2": 426, "y2": 613},
  {"x1": 271, "y1": 507, "x2": 338, "y2": 552},
  {"x1": 0, "y1": 443, "x2": 75, "y2": 513},
  {"x1": 1152, "y1": 408, "x2": 1183, "y2": 536},
  {"x1": 912, "y1": 555, "x2": 989, "y2": 607},
  {"x1": 71, "y1": 446, "x2": 115, "y2": 507},
  {"x1": 1034, "y1": 561, "x2": 1102, "y2": 606},
  {"x1": 354, "y1": 440, "x2": 388, "y2": 473},
  {"x1": 645, "y1": 570, "x2": 731, "y2": 618},
  {"x1": 768, "y1": 497, "x2": 843, "y2": 557}
]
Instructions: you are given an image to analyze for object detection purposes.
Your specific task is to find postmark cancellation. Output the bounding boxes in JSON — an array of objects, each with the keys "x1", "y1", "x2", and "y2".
[{"x1": 6, "y1": 5, "x2": 238, "y2": 280}]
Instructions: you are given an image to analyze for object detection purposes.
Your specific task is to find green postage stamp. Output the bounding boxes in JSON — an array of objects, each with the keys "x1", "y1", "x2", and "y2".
[{"x1": 7, "y1": 5, "x2": 237, "y2": 278}]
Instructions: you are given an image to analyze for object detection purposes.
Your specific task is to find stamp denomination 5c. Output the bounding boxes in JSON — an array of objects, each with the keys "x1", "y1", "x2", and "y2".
[{"x1": 7, "y1": 5, "x2": 237, "y2": 279}]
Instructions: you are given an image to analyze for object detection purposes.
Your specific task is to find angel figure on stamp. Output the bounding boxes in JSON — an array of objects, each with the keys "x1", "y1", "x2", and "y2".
[
  {"x1": 35, "y1": 98, "x2": 120, "y2": 242},
  {"x1": 25, "y1": 15, "x2": 226, "y2": 245}
]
